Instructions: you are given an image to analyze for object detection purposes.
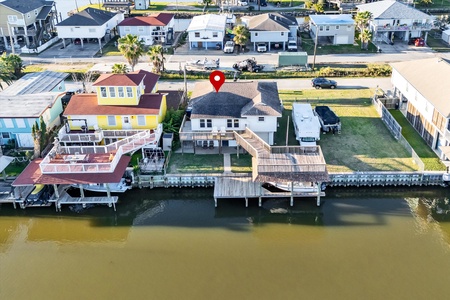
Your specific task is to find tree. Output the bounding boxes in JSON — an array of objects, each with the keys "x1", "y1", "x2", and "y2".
[
  {"x1": 117, "y1": 34, "x2": 145, "y2": 72},
  {"x1": 112, "y1": 63, "x2": 129, "y2": 74},
  {"x1": 360, "y1": 28, "x2": 372, "y2": 50},
  {"x1": 354, "y1": 11, "x2": 373, "y2": 49},
  {"x1": 31, "y1": 121, "x2": 42, "y2": 159},
  {"x1": 420, "y1": 0, "x2": 433, "y2": 6},
  {"x1": 0, "y1": 53, "x2": 23, "y2": 78},
  {"x1": 232, "y1": 25, "x2": 250, "y2": 52},
  {"x1": 0, "y1": 64, "x2": 15, "y2": 90},
  {"x1": 312, "y1": 3, "x2": 324, "y2": 13},
  {"x1": 147, "y1": 45, "x2": 165, "y2": 74},
  {"x1": 72, "y1": 71, "x2": 98, "y2": 93},
  {"x1": 39, "y1": 116, "x2": 47, "y2": 152},
  {"x1": 202, "y1": 0, "x2": 213, "y2": 8}
]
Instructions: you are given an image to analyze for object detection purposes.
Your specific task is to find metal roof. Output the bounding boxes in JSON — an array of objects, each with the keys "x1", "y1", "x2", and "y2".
[
  {"x1": 187, "y1": 14, "x2": 227, "y2": 32},
  {"x1": 1, "y1": 71, "x2": 69, "y2": 95},
  {"x1": 0, "y1": 93, "x2": 60, "y2": 118},
  {"x1": 309, "y1": 14, "x2": 354, "y2": 26}
]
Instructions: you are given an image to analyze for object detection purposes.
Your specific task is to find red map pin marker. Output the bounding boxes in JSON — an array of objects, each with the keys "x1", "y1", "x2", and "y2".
[{"x1": 209, "y1": 70, "x2": 225, "y2": 93}]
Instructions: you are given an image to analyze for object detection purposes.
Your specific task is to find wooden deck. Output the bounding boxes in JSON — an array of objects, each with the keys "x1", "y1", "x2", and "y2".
[{"x1": 214, "y1": 176, "x2": 324, "y2": 207}]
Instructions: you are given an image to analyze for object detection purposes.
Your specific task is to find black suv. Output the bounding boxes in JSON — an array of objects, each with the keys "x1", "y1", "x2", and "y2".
[{"x1": 311, "y1": 77, "x2": 337, "y2": 89}]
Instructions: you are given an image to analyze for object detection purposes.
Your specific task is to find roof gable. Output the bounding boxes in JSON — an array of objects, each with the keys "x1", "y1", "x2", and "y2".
[
  {"x1": 56, "y1": 7, "x2": 117, "y2": 26},
  {"x1": 390, "y1": 58, "x2": 450, "y2": 117},
  {"x1": 118, "y1": 13, "x2": 174, "y2": 26},
  {"x1": 92, "y1": 70, "x2": 160, "y2": 92},
  {"x1": 190, "y1": 81, "x2": 282, "y2": 118},
  {"x1": 247, "y1": 13, "x2": 297, "y2": 31},
  {"x1": 0, "y1": 0, "x2": 53, "y2": 14},
  {"x1": 357, "y1": 0, "x2": 433, "y2": 20}
]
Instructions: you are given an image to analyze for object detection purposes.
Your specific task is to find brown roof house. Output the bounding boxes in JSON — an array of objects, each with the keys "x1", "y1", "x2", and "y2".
[
  {"x1": 179, "y1": 81, "x2": 283, "y2": 152},
  {"x1": 117, "y1": 13, "x2": 175, "y2": 45}
]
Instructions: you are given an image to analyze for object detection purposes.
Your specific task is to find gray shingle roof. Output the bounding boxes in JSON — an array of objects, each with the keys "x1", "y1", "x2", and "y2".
[
  {"x1": 0, "y1": 0, "x2": 53, "y2": 14},
  {"x1": 190, "y1": 81, "x2": 282, "y2": 119},
  {"x1": 56, "y1": 7, "x2": 117, "y2": 26},
  {"x1": 390, "y1": 58, "x2": 450, "y2": 117},
  {"x1": 247, "y1": 13, "x2": 297, "y2": 31},
  {"x1": 357, "y1": 0, "x2": 433, "y2": 20},
  {"x1": 1, "y1": 71, "x2": 69, "y2": 95}
]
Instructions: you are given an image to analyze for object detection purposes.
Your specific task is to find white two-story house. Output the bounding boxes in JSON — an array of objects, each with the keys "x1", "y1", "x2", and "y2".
[
  {"x1": 117, "y1": 13, "x2": 174, "y2": 45},
  {"x1": 55, "y1": 7, "x2": 124, "y2": 53},
  {"x1": 390, "y1": 58, "x2": 450, "y2": 160},
  {"x1": 357, "y1": 0, "x2": 435, "y2": 45},
  {"x1": 186, "y1": 14, "x2": 227, "y2": 50},
  {"x1": 179, "y1": 81, "x2": 283, "y2": 152},
  {"x1": 242, "y1": 13, "x2": 298, "y2": 51},
  {"x1": 309, "y1": 14, "x2": 355, "y2": 45}
]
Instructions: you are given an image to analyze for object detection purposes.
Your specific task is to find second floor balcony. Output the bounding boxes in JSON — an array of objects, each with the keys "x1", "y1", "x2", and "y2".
[{"x1": 375, "y1": 23, "x2": 433, "y2": 32}]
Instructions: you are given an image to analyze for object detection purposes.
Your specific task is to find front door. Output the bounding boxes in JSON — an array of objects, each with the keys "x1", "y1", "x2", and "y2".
[{"x1": 122, "y1": 116, "x2": 132, "y2": 129}]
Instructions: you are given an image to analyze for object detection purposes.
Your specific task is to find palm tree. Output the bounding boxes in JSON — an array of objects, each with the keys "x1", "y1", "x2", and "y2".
[
  {"x1": 112, "y1": 63, "x2": 129, "y2": 74},
  {"x1": 0, "y1": 53, "x2": 23, "y2": 77},
  {"x1": 117, "y1": 34, "x2": 145, "y2": 72},
  {"x1": 0, "y1": 64, "x2": 14, "y2": 90},
  {"x1": 360, "y1": 28, "x2": 372, "y2": 50},
  {"x1": 354, "y1": 11, "x2": 373, "y2": 49},
  {"x1": 147, "y1": 45, "x2": 165, "y2": 73},
  {"x1": 312, "y1": 3, "x2": 324, "y2": 13},
  {"x1": 232, "y1": 25, "x2": 250, "y2": 53},
  {"x1": 31, "y1": 121, "x2": 42, "y2": 159}
]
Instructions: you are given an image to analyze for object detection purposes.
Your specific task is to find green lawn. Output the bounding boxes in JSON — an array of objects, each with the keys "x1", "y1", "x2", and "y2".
[
  {"x1": 389, "y1": 110, "x2": 446, "y2": 171},
  {"x1": 230, "y1": 153, "x2": 252, "y2": 173},
  {"x1": 278, "y1": 89, "x2": 419, "y2": 173},
  {"x1": 167, "y1": 153, "x2": 224, "y2": 173},
  {"x1": 300, "y1": 33, "x2": 379, "y2": 55},
  {"x1": 426, "y1": 30, "x2": 450, "y2": 52}
]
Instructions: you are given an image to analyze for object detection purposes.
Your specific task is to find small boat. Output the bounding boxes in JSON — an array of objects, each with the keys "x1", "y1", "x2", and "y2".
[
  {"x1": 264, "y1": 182, "x2": 326, "y2": 193},
  {"x1": 73, "y1": 178, "x2": 132, "y2": 193}
]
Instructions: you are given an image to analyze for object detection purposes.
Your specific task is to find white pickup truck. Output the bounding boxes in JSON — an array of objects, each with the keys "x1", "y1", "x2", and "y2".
[{"x1": 287, "y1": 39, "x2": 298, "y2": 52}]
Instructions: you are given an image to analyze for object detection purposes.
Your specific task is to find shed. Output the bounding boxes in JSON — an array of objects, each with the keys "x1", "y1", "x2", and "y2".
[{"x1": 278, "y1": 52, "x2": 308, "y2": 67}]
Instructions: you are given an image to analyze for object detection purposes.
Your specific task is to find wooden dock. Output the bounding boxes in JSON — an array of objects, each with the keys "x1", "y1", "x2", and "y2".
[
  {"x1": 213, "y1": 177, "x2": 324, "y2": 207},
  {"x1": 55, "y1": 191, "x2": 118, "y2": 212}
]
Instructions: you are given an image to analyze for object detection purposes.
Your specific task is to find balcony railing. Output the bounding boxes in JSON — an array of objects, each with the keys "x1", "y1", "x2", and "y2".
[{"x1": 375, "y1": 24, "x2": 433, "y2": 32}]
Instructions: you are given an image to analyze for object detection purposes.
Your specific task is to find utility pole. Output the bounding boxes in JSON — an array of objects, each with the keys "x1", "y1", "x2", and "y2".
[{"x1": 312, "y1": 24, "x2": 319, "y2": 71}]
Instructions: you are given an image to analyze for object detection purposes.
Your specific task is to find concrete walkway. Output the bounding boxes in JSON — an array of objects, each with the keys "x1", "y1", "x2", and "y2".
[{"x1": 223, "y1": 153, "x2": 232, "y2": 174}]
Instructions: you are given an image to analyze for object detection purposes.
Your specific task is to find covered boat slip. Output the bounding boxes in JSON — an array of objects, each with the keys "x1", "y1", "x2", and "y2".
[
  {"x1": 214, "y1": 177, "x2": 325, "y2": 207},
  {"x1": 216, "y1": 128, "x2": 329, "y2": 206}
]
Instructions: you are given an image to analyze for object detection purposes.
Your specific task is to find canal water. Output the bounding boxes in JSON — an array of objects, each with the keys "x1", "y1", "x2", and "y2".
[{"x1": 2, "y1": 186, "x2": 450, "y2": 299}]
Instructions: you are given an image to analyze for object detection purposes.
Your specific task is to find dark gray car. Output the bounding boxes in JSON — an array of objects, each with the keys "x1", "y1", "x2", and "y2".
[{"x1": 311, "y1": 77, "x2": 337, "y2": 89}]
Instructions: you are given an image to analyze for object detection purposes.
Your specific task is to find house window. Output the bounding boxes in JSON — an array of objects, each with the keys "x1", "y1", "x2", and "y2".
[
  {"x1": 200, "y1": 119, "x2": 212, "y2": 128},
  {"x1": 1, "y1": 132, "x2": 10, "y2": 139},
  {"x1": 347, "y1": 25, "x2": 352, "y2": 31},
  {"x1": 35, "y1": 10, "x2": 38, "y2": 16},
  {"x1": 118, "y1": 87, "x2": 124, "y2": 97},
  {"x1": 89, "y1": 28, "x2": 96, "y2": 33},
  {"x1": 8, "y1": 15, "x2": 17, "y2": 23},
  {"x1": 195, "y1": 32, "x2": 200, "y2": 37},
  {"x1": 258, "y1": 117, "x2": 264, "y2": 122},
  {"x1": 16, "y1": 119, "x2": 26, "y2": 128},
  {"x1": 27, "y1": 13, "x2": 31, "y2": 18},
  {"x1": 3, "y1": 119, "x2": 13, "y2": 128},
  {"x1": 227, "y1": 119, "x2": 232, "y2": 128},
  {"x1": 319, "y1": 26, "x2": 324, "y2": 31},
  {"x1": 233, "y1": 119, "x2": 239, "y2": 128},
  {"x1": 213, "y1": 32, "x2": 218, "y2": 37},
  {"x1": 138, "y1": 26, "x2": 144, "y2": 32},
  {"x1": 228, "y1": 119, "x2": 240, "y2": 127},
  {"x1": 101, "y1": 87, "x2": 107, "y2": 97},
  {"x1": 137, "y1": 116, "x2": 146, "y2": 126},
  {"x1": 336, "y1": 25, "x2": 340, "y2": 30},
  {"x1": 325, "y1": 26, "x2": 330, "y2": 31},
  {"x1": 108, "y1": 116, "x2": 116, "y2": 126},
  {"x1": 109, "y1": 87, "x2": 116, "y2": 97},
  {"x1": 255, "y1": 32, "x2": 258, "y2": 36},
  {"x1": 124, "y1": 26, "x2": 130, "y2": 32},
  {"x1": 281, "y1": 32, "x2": 284, "y2": 36},
  {"x1": 126, "y1": 87, "x2": 133, "y2": 97}
]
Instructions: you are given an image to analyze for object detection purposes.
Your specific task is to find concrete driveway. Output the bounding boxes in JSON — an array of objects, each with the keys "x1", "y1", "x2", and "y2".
[{"x1": 37, "y1": 39, "x2": 106, "y2": 59}]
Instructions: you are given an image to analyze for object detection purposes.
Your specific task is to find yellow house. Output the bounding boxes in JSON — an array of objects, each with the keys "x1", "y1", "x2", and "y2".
[{"x1": 63, "y1": 70, "x2": 166, "y2": 131}]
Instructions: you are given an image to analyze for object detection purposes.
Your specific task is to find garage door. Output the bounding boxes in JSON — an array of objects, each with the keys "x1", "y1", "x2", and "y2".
[
  {"x1": 16, "y1": 133, "x2": 34, "y2": 148},
  {"x1": 335, "y1": 35, "x2": 348, "y2": 44}
]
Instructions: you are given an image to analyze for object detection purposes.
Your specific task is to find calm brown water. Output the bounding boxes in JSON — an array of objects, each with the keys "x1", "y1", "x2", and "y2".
[{"x1": 2, "y1": 187, "x2": 450, "y2": 299}]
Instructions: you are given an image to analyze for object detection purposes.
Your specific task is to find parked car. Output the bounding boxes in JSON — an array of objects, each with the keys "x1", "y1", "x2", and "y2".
[
  {"x1": 223, "y1": 41, "x2": 235, "y2": 53},
  {"x1": 257, "y1": 43, "x2": 267, "y2": 52},
  {"x1": 233, "y1": 58, "x2": 264, "y2": 72},
  {"x1": 287, "y1": 39, "x2": 297, "y2": 52},
  {"x1": 238, "y1": 0, "x2": 248, "y2": 5},
  {"x1": 311, "y1": 77, "x2": 337, "y2": 89}
]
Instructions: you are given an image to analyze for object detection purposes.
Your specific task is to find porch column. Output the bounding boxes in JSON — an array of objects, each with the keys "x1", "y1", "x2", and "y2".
[
  {"x1": 316, "y1": 182, "x2": 321, "y2": 206},
  {"x1": 98, "y1": 38, "x2": 102, "y2": 54},
  {"x1": 81, "y1": 38, "x2": 84, "y2": 49},
  {"x1": 290, "y1": 181, "x2": 294, "y2": 206},
  {"x1": 53, "y1": 184, "x2": 59, "y2": 198},
  {"x1": 62, "y1": 38, "x2": 66, "y2": 48},
  {"x1": 78, "y1": 184, "x2": 85, "y2": 198},
  {"x1": 424, "y1": 31, "x2": 429, "y2": 43},
  {"x1": 283, "y1": 41, "x2": 285, "y2": 50}
]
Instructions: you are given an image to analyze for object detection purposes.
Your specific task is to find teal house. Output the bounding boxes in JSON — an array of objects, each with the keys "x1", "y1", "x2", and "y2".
[{"x1": 0, "y1": 71, "x2": 69, "y2": 148}]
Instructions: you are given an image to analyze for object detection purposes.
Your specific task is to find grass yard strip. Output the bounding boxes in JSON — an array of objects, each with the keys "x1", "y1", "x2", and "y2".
[
  {"x1": 230, "y1": 154, "x2": 252, "y2": 173},
  {"x1": 167, "y1": 153, "x2": 224, "y2": 173},
  {"x1": 389, "y1": 110, "x2": 446, "y2": 171},
  {"x1": 278, "y1": 89, "x2": 418, "y2": 172}
]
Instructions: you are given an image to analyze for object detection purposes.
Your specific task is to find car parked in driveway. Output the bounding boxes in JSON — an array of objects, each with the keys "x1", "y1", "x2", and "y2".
[
  {"x1": 223, "y1": 41, "x2": 235, "y2": 53},
  {"x1": 257, "y1": 43, "x2": 267, "y2": 52},
  {"x1": 311, "y1": 77, "x2": 337, "y2": 89}
]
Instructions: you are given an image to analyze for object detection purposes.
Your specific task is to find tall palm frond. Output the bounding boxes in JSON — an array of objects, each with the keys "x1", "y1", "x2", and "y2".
[{"x1": 117, "y1": 34, "x2": 145, "y2": 72}]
